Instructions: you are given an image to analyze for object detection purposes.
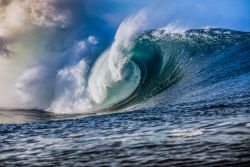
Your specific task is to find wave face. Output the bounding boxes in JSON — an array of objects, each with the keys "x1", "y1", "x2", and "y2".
[{"x1": 61, "y1": 28, "x2": 249, "y2": 113}]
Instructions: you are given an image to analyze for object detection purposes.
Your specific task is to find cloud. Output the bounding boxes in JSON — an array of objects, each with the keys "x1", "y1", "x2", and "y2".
[
  {"x1": 0, "y1": 0, "x2": 72, "y2": 39},
  {"x1": 23, "y1": 0, "x2": 71, "y2": 28}
]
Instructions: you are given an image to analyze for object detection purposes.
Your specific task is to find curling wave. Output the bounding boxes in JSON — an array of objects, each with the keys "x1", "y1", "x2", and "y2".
[
  {"x1": 10, "y1": 16, "x2": 249, "y2": 114},
  {"x1": 52, "y1": 28, "x2": 249, "y2": 114},
  {"x1": 88, "y1": 29, "x2": 250, "y2": 109}
]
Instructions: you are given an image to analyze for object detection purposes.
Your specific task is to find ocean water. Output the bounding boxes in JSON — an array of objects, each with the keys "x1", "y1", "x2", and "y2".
[{"x1": 0, "y1": 29, "x2": 250, "y2": 166}]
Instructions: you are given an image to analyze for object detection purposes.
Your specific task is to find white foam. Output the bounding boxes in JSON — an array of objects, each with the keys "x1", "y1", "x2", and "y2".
[
  {"x1": 49, "y1": 59, "x2": 92, "y2": 114},
  {"x1": 160, "y1": 24, "x2": 187, "y2": 34},
  {"x1": 170, "y1": 128, "x2": 204, "y2": 138},
  {"x1": 87, "y1": 36, "x2": 98, "y2": 45},
  {"x1": 245, "y1": 123, "x2": 250, "y2": 128}
]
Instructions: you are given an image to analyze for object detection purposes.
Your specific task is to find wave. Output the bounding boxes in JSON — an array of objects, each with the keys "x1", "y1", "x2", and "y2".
[
  {"x1": 9, "y1": 8, "x2": 249, "y2": 114},
  {"x1": 44, "y1": 26, "x2": 249, "y2": 114},
  {"x1": 88, "y1": 28, "x2": 250, "y2": 110}
]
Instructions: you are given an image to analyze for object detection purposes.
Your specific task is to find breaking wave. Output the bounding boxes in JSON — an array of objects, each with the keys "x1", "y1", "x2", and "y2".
[
  {"x1": 11, "y1": 11, "x2": 249, "y2": 114},
  {"x1": 46, "y1": 28, "x2": 249, "y2": 114}
]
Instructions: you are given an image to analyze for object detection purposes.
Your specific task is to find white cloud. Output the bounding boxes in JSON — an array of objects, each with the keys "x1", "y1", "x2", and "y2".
[
  {"x1": 23, "y1": 0, "x2": 70, "y2": 28},
  {"x1": 0, "y1": 0, "x2": 71, "y2": 39}
]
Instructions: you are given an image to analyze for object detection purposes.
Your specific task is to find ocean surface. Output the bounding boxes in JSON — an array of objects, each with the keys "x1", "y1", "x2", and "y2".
[{"x1": 0, "y1": 29, "x2": 250, "y2": 166}]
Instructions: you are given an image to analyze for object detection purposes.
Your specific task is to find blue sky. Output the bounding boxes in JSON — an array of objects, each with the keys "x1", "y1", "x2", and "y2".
[{"x1": 93, "y1": 0, "x2": 250, "y2": 31}]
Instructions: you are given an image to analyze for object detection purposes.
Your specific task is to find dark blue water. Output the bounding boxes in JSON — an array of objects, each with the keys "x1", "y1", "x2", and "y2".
[
  {"x1": 0, "y1": 99, "x2": 250, "y2": 166},
  {"x1": 0, "y1": 29, "x2": 250, "y2": 166}
]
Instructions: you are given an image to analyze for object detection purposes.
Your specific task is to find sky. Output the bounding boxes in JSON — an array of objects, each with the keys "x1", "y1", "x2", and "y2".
[{"x1": 0, "y1": 0, "x2": 249, "y2": 109}]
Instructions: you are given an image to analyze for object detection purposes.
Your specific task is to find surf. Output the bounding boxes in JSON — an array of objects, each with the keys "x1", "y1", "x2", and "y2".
[{"x1": 83, "y1": 28, "x2": 250, "y2": 112}]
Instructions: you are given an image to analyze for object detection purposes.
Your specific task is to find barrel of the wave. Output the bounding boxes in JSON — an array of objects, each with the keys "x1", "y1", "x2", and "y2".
[
  {"x1": 123, "y1": 34, "x2": 182, "y2": 106},
  {"x1": 87, "y1": 45, "x2": 141, "y2": 110},
  {"x1": 88, "y1": 33, "x2": 182, "y2": 111}
]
